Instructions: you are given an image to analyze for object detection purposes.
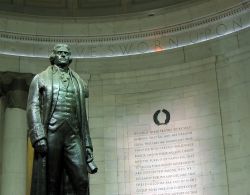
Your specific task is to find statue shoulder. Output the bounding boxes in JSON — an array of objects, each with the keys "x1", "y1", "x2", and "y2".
[
  {"x1": 70, "y1": 70, "x2": 89, "y2": 98},
  {"x1": 30, "y1": 66, "x2": 52, "y2": 88},
  {"x1": 39, "y1": 66, "x2": 52, "y2": 79}
]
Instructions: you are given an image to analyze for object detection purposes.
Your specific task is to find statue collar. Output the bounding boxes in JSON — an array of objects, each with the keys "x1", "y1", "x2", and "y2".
[{"x1": 52, "y1": 65, "x2": 70, "y2": 74}]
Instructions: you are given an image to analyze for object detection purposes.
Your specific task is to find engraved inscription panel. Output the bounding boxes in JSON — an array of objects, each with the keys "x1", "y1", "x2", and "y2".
[
  {"x1": 97, "y1": 60, "x2": 228, "y2": 195},
  {"x1": 129, "y1": 125, "x2": 200, "y2": 195}
]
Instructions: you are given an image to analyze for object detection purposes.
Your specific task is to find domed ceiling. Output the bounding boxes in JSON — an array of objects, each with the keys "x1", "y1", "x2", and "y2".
[
  {"x1": 0, "y1": 0, "x2": 248, "y2": 58},
  {"x1": 0, "y1": 0, "x2": 194, "y2": 17}
]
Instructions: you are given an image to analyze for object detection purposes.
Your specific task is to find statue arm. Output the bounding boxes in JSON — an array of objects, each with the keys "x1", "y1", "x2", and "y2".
[
  {"x1": 84, "y1": 102, "x2": 93, "y2": 151},
  {"x1": 77, "y1": 71, "x2": 98, "y2": 173},
  {"x1": 84, "y1": 107, "x2": 98, "y2": 174},
  {"x1": 85, "y1": 121, "x2": 93, "y2": 151},
  {"x1": 80, "y1": 79, "x2": 92, "y2": 149},
  {"x1": 27, "y1": 75, "x2": 46, "y2": 146}
]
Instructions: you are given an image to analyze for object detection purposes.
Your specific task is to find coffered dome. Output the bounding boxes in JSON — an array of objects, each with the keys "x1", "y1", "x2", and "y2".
[
  {"x1": 0, "y1": 0, "x2": 194, "y2": 17},
  {"x1": 0, "y1": 0, "x2": 248, "y2": 58}
]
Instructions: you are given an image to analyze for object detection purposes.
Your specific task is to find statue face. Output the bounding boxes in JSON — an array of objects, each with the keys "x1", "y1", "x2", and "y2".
[{"x1": 54, "y1": 46, "x2": 71, "y2": 67}]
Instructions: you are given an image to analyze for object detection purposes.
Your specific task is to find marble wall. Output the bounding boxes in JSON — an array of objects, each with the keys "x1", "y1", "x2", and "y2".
[
  {"x1": 88, "y1": 57, "x2": 229, "y2": 195},
  {"x1": 85, "y1": 29, "x2": 250, "y2": 195},
  {"x1": 216, "y1": 47, "x2": 250, "y2": 194}
]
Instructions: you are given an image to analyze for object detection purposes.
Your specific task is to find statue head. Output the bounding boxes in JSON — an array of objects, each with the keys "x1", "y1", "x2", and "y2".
[{"x1": 49, "y1": 44, "x2": 72, "y2": 67}]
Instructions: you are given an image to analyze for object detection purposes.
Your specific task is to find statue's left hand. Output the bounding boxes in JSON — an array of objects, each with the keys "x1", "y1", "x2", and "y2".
[
  {"x1": 34, "y1": 139, "x2": 48, "y2": 156},
  {"x1": 86, "y1": 148, "x2": 98, "y2": 174},
  {"x1": 86, "y1": 148, "x2": 93, "y2": 163}
]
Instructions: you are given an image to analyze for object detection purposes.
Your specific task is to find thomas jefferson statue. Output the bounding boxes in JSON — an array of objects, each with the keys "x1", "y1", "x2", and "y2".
[{"x1": 27, "y1": 44, "x2": 97, "y2": 195}]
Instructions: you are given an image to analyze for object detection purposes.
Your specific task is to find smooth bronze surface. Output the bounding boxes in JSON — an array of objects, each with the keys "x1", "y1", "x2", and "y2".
[{"x1": 27, "y1": 44, "x2": 97, "y2": 195}]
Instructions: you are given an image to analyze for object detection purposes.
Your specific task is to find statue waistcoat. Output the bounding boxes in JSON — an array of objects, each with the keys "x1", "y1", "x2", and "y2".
[{"x1": 48, "y1": 70, "x2": 80, "y2": 132}]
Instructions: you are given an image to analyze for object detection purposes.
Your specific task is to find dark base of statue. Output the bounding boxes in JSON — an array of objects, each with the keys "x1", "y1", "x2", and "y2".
[
  {"x1": 31, "y1": 122, "x2": 91, "y2": 195},
  {"x1": 31, "y1": 153, "x2": 90, "y2": 195}
]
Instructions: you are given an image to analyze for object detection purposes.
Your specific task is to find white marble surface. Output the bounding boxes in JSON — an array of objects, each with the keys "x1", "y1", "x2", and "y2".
[
  {"x1": 0, "y1": 108, "x2": 27, "y2": 195},
  {"x1": 87, "y1": 57, "x2": 230, "y2": 195},
  {"x1": 216, "y1": 46, "x2": 250, "y2": 195},
  {"x1": 0, "y1": 98, "x2": 6, "y2": 194}
]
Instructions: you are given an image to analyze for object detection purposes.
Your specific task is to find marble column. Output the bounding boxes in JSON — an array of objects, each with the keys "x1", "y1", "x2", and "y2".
[
  {"x1": 0, "y1": 96, "x2": 6, "y2": 193},
  {"x1": 0, "y1": 72, "x2": 34, "y2": 195}
]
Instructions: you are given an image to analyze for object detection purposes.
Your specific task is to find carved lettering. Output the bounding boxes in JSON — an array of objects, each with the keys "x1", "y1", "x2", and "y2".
[
  {"x1": 189, "y1": 32, "x2": 199, "y2": 43},
  {"x1": 107, "y1": 45, "x2": 116, "y2": 56},
  {"x1": 119, "y1": 43, "x2": 134, "y2": 54},
  {"x1": 75, "y1": 45, "x2": 89, "y2": 56},
  {"x1": 131, "y1": 125, "x2": 198, "y2": 194},
  {"x1": 137, "y1": 42, "x2": 149, "y2": 53},
  {"x1": 154, "y1": 39, "x2": 163, "y2": 51},
  {"x1": 90, "y1": 46, "x2": 97, "y2": 57},
  {"x1": 233, "y1": 18, "x2": 243, "y2": 31},
  {"x1": 216, "y1": 24, "x2": 228, "y2": 35},
  {"x1": 169, "y1": 37, "x2": 179, "y2": 48},
  {"x1": 205, "y1": 28, "x2": 212, "y2": 40}
]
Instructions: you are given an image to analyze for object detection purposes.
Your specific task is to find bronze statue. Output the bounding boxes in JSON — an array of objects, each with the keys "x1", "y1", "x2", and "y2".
[{"x1": 27, "y1": 44, "x2": 97, "y2": 195}]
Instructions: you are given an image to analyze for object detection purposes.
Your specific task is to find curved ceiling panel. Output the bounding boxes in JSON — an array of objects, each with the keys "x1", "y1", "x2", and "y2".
[
  {"x1": 0, "y1": 2, "x2": 249, "y2": 58},
  {"x1": 0, "y1": 0, "x2": 194, "y2": 17}
]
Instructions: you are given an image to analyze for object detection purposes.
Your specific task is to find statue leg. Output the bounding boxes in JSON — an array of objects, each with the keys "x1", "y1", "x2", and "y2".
[
  {"x1": 47, "y1": 130, "x2": 64, "y2": 195},
  {"x1": 64, "y1": 131, "x2": 89, "y2": 195}
]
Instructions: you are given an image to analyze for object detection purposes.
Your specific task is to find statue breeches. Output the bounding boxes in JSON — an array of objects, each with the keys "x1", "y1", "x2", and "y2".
[{"x1": 47, "y1": 122, "x2": 88, "y2": 195}]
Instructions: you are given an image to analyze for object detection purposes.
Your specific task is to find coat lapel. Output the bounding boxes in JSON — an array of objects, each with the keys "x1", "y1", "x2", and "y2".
[
  {"x1": 50, "y1": 67, "x2": 61, "y2": 119},
  {"x1": 40, "y1": 66, "x2": 53, "y2": 127},
  {"x1": 70, "y1": 70, "x2": 85, "y2": 130},
  {"x1": 69, "y1": 71, "x2": 80, "y2": 125}
]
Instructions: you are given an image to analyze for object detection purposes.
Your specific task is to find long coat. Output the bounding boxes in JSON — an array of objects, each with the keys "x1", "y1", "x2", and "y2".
[{"x1": 27, "y1": 66, "x2": 92, "y2": 195}]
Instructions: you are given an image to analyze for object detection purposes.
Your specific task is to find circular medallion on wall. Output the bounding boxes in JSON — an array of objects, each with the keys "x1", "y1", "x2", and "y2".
[{"x1": 153, "y1": 109, "x2": 170, "y2": 126}]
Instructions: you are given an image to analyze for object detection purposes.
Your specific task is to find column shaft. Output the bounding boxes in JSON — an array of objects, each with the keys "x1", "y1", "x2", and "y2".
[
  {"x1": 0, "y1": 108, "x2": 27, "y2": 195},
  {"x1": 0, "y1": 97, "x2": 6, "y2": 193}
]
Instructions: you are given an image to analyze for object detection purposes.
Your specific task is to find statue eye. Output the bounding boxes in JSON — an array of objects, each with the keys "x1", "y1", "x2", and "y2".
[{"x1": 57, "y1": 51, "x2": 69, "y2": 56}]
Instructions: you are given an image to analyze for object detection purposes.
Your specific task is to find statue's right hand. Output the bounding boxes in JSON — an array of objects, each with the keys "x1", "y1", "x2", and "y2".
[{"x1": 34, "y1": 139, "x2": 48, "y2": 156}]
